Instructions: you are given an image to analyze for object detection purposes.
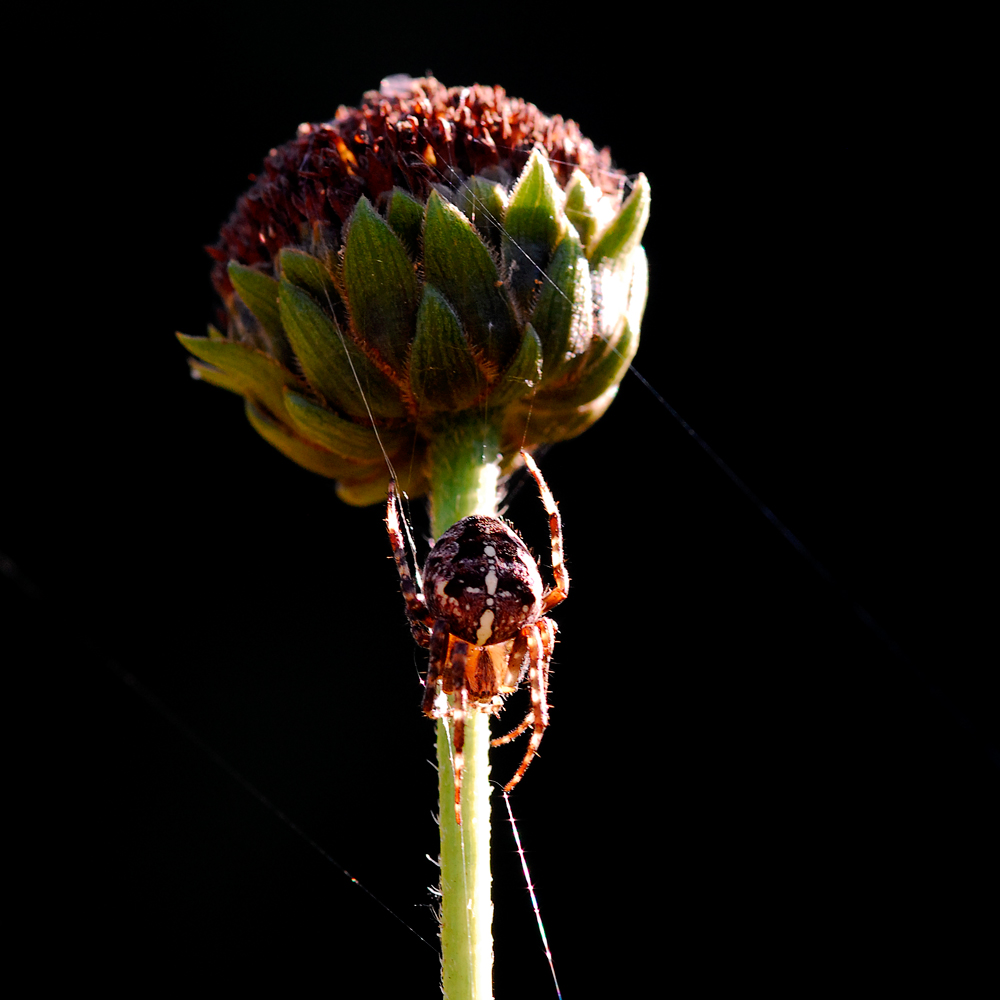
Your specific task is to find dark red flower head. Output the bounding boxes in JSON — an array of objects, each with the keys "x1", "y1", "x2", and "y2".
[{"x1": 208, "y1": 75, "x2": 622, "y2": 305}]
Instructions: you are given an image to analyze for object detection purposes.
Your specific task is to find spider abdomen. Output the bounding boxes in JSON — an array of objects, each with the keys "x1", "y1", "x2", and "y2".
[{"x1": 423, "y1": 514, "x2": 544, "y2": 646}]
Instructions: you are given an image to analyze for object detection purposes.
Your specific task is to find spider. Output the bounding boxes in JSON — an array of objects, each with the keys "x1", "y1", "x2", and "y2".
[{"x1": 386, "y1": 449, "x2": 568, "y2": 822}]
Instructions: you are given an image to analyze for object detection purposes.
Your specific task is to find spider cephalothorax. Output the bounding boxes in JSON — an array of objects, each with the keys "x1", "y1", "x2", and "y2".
[{"x1": 386, "y1": 450, "x2": 568, "y2": 820}]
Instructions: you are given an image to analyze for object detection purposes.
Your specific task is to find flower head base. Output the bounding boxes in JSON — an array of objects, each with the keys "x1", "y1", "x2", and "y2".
[{"x1": 179, "y1": 76, "x2": 650, "y2": 504}]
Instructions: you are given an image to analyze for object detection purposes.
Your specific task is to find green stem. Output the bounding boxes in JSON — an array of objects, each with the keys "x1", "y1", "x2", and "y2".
[{"x1": 428, "y1": 416, "x2": 500, "y2": 1000}]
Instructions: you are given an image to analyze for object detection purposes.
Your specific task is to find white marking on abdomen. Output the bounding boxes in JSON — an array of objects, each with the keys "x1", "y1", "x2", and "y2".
[{"x1": 476, "y1": 609, "x2": 495, "y2": 645}]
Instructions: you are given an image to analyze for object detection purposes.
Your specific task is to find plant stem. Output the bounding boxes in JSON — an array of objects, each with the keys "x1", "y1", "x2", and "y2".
[{"x1": 428, "y1": 416, "x2": 500, "y2": 1000}]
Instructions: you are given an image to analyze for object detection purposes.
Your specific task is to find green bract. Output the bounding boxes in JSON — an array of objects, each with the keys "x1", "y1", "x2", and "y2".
[{"x1": 179, "y1": 146, "x2": 650, "y2": 505}]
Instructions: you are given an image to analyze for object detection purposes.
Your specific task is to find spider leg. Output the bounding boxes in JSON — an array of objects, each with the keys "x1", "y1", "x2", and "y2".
[
  {"x1": 520, "y1": 450, "x2": 569, "y2": 612},
  {"x1": 503, "y1": 629, "x2": 532, "y2": 691},
  {"x1": 491, "y1": 618, "x2": 557, "y2": 746},
  {"x1": 448, "y1": 640, "x2": 470, "y2": 825},
  {"x1": 491, "y1": 629, "x2": 532, "y2": 745},
  {"x1": 422, "y1": 619, "x2": 450, "y2": 717},
  {"x1": 537, "y1": 615, "x2": 558, "y2": 659},
  {"x1": 502, "y1": 623, "x2": 551, "y2": 793},
  {"x1": 490, "y1": 713, "x2": 532, "y2": 747},
  {"x1": 386, "y1": 480, "x2": 434, "y2": 647}
]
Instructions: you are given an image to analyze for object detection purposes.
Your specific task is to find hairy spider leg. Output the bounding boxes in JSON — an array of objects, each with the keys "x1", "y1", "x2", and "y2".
[
  {"x1": 490, "y1": 627, "x2": 535, "y2": 744},
  {"x1": 502, "y1": 622, "x2": 552, "y2": 793},
  {"x1": 448, "y1": 641, "x2": 471, "y2": 824},
  {"x1": 520, "y1": 450, "x2": 569, "y2": 611},
  {"x1": 386, "y1": 480, "x2": 433, "y2": 647},
  {"x1": 490, "y1": 712, "x2": 533, "y2": 746},
  {"x1": 491, "y1": 617, "x2": 557, "y2": 750},
  {"x1": 422, "y1": 621, "x2": 474, "y2": 824},
  {"x1": 422, "y1": 620, "x2": 450, "y2": 716},
  {"x1": 506, "y1": 628, "x2": 534, "y2": 693}
]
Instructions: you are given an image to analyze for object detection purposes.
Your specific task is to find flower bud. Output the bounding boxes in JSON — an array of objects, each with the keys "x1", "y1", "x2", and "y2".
[{"x1": 180, "y1": 76, "x2": 650, "y2": 504}]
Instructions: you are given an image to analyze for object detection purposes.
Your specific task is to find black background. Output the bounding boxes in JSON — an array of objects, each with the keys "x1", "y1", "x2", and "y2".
[{"x1": 6, "y1": 8, "x2": 994, "y2": 995}]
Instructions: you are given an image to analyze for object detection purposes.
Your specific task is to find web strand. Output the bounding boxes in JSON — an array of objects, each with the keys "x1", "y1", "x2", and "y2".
[
  {"x1": 319, "y1": 130, "x2": 998, "y2": 990},
  {"x1": 0, "y1": 551, "x2": 440, "y2": 956},
  {"x1": 17, "y1": 97, "x2": 995, "y2": 996},
  {"x1": 503, "y1": 790, "x2": 563, "y2": 1000},
  {"x1": 408, "y1": 129, "x2": 998, "y2": 774}
]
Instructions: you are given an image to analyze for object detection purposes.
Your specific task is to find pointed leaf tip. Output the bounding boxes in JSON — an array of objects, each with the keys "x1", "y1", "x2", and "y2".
[
  {"x1": 176, "y1": 331, "x2": 306, "y2": 424},
  {"x1": 422, "y1": 190, "x2": 520, "y2": 372},
  {"x1": 563, "y1": 170, "x2": 601, "y2": 250},
  {"x1": 279, "y1": 248, "x2": 340, "y2": 307},
  {"x1": 456, "y1": 176, "x2": 507, "y2": 252},
  {"x1": 502, "y1": 148, "x2": 567, "y2": 316},
  {"x1": 588, "y1": 173, "x2": 651, "y2": 267}
]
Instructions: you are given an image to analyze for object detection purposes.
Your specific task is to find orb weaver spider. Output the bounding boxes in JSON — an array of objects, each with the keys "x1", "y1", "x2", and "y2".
[{"x1": 385, "y1": 450, "x2": 568, "y2": 819}]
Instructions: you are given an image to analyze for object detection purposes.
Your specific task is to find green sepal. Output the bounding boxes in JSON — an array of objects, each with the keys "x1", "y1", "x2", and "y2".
[
  {"x1": 244, "y1": 400, "x2": 368, "y2": 479},
  {"x1": 385, "y1": 187, "x2": 425, "y2": 259},
  {"x1": 207, "y1": 324, "x2": 225, "y2": 341},
  {"x1": 589, "y1": 245, "x2": 648, "y2": 368},
  {"x1": 541, "y1": 315, "x2": 638, "y2": 407},
  {"x1": 335, "y1": 475, "x2": 391, "y2": 506},
  {"x1": 456, "y1": 176, "x2": 507, "y2": 252},
  {"x1": 430, "y1": 182, "x2": 459, "y2": 205},
  {"x1": 335, "y1": 461, "x2": 426, "y2": 507},
  {"x1": 342, "y1": 197, "x2": 419, "y2": 377},
  {"x1": 422, "y1": 190, "x2": 520, "y2": 375},
  {"x1": 187, "y1": 359, "x2": 243, "y2": 397},
  {"x1": 503, "y1": 383, "x2": 619, "y2": 452},
  {"x1": 502, "y1": 148, "x2": 567, "y2": 316},
  {"x1": 279, "y1": 248, "x2": 340, "y2": 307},
  {"x1": 529, "y1": 233, "x2": 593, "y2": 382},
  {"x1": 282, "y1": 388, "x2": 404, "y2": 462},
  {"x1": 588, "y1": 173, "x2": 651, "y2": 266},
  {"x1": 278, "y1": 279, "x2": 406, "y2": 420},
  {"x1": 563, "y1": 170, "x2": 601, "y2": 250},
  {"x1": 487, "y1": 323, "x2": 542, "y2": 408},
  {"x1": 410, "y1": 285, "x2": 484, "y2": 412},
  {"x1": 176, "y1": 332, "x2": 307, "y2": 424},
  {"x1": 581, "y1": 314, "x2": 638, "y2": 397},
  {"x1": 626, "y1": 245, "x2": 649, "y2": 337},
  {"x1": 227, "y1": 263, "x2": 293, "y2": 368}
]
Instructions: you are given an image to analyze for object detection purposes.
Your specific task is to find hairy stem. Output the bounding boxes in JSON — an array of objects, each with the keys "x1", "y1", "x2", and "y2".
[{"x1": 428, "y1": 416, "x2": 500, "y2": 1000}]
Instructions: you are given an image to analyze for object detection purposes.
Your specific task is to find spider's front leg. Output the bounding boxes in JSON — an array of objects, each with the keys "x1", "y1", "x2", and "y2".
[
  {"x1": 386, "y1": 480, "x2": 434, "y2": 647},
  {"x1": 521, "y1": 450, "x2": 569, "y2": 611},
  {"x1": 422, "y1": 619, "x2": 450, "y2": 717}
]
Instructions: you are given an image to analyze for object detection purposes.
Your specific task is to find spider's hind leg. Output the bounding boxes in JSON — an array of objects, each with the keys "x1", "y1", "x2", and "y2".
[
  {"x1": 491, "y1": 629, "x2": 533, "y2": 746},
  {"x1": 501, "y1": 622, "x2": 553, "y2": 793},
  {"x1": 491, "y1": 618, "x2": 557, "y2": 749},
  {"x1": 490, "y1": 712, "x2": 532, "y2": 747}
]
